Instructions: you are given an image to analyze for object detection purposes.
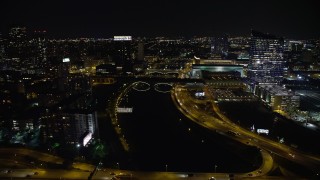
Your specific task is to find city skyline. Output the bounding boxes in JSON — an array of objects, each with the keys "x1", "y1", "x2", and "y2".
[
  {"x1": 1, "y1": 2, "x2": 320, "y2": 178},
  {"x1": 1, "y1": 0, "x2": 320, "y2": 38}
]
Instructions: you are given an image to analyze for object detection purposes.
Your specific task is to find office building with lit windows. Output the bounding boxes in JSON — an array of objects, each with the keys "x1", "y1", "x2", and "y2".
[
  {"x1": 248, "y1": 30, "x2": 287, "y2": 84},
  {"x1": 254, "y1": 84, "x2": 300, "y2": 110},
  {"x1": 112, "y1": 36, "x2": 134, "y2": 73},
  {"x1": 32, "y1": 30, "x2": 48, "y2": 65},
  {"x1": 0, "y1": 33, "x2": 4, "y2": 60},
  {"x1": 40, "y1": 110, "x2": 98, "y2": 146}
]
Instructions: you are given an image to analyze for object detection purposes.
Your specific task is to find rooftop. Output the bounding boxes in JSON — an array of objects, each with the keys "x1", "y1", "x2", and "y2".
[{"x1": 259, "y1": 84, "x2": 296, "y2": 96}]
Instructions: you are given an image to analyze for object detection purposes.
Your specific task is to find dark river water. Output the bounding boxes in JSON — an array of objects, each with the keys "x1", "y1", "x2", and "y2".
[{"x1": 103, "y1": 83, "x2": 261, "y2": 173}]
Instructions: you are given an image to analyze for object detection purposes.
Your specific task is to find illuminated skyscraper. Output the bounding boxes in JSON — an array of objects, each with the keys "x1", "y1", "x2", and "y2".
[
  {"x1": 33, "y1": 30, "x2": 47, "y2": 65},
  {"x1": 248, "y1": 30, "x2": 286, "y2": 84},
  {"x1": 112, "y1": 36, "x2": 133, "y2": 73}
]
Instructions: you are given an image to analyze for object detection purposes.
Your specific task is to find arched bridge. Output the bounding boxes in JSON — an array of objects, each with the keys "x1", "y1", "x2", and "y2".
[{"x1": 132, "y1": 81, "x2": 173, "y2": 93}]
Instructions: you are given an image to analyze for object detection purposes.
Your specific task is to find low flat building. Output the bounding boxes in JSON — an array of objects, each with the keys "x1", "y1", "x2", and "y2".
[
  {"x1": 191, "y1": 64, "x2": 244, "y2": 79},
  {"x1": 96, "y1": 63, "x2": 117, "y2": 75},
  {"x1": 202, "y1": 71, "x2": 244, "y2": 89}
]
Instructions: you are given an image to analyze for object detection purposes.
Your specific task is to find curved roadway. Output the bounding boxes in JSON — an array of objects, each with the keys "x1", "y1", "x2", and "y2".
[{"x1": 172, "y1": 84, "x2": 320, "y2": 178}]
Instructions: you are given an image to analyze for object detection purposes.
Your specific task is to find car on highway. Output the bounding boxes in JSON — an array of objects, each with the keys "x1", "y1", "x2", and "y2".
[
  {"x1": 1, "y1": 170, "x2": 9, "y2": 173},
  {"x1": 115, "y1": 173, "x2": 132, "y2": 179},
  {"x1": 289, "y1": 153, "x2": 295, "y2": 158},
  {"x1": 1, "y1": 169, "x2": 13, "y2": 174},
  {"x1": 227, "y1": 130, "x2": 240, "y2": 136}
]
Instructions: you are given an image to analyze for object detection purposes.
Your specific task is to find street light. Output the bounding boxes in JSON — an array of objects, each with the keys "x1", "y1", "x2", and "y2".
[
  {"x1": 214, "y1": 165, "x2": 217, "y2": 173},
  {"x1": 117, "y1": 162, "x2": 120, "y2": 169},
  {"x1": 165, "y1": 164, "x2": 168, "y2": 172}
]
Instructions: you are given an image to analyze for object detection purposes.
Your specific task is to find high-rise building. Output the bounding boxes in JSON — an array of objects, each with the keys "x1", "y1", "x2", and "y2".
[
  {"x1": 7, "y1": 27, "x2": 28, "y2": 59},
  {"x1": 211, "y1": 35, "x2": 229, "y2": 59},
  {"x1": 73, "y1": 112, "x2": 98, "y2": 146},
  {"x1": 248, "y1": 30, "x2": 286, "y2": 84},
  {"x1": 112, "y1": 36, "x2": 133, "y2": 73},
  {"x1": 0, "y1": 32, "x2": 5, "y2": 63},
  {"x1": 137, "y1": 42, "x2": 144, "y2": 61},
  {"x1": 41, "y1": 110, "x2": 98, "y2": 146},
  {"x1": 32, "y1": 30, "x2": 48, "y2": 65}
]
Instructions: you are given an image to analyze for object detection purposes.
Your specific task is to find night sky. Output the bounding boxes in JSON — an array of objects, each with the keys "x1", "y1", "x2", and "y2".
[{"x1": 1, "y1": 0, "x2": 320, "y2": 38}]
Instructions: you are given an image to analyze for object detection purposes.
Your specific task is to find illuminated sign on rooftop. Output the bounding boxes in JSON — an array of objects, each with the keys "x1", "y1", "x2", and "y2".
[
  {"x1": 114, "y1": 36, "x2": 132, "y2": 41},
  {"x1": 257, "y1": 129, "x2": 269, "y2": 135},
  {"x1": 117, "y1": 107, "x2": 133, "y2": 113},
  {"x1": 63, "y1": 58, "x2": 70, "y2": 62}
]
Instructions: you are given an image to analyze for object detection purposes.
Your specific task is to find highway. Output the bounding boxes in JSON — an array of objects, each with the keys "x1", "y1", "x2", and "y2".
[
  {"x1": 0, "y1": 147, "x2": 236, "y2": 180},
  {"x1": 0, "y1": 168, "x2": 235, "y2": 180},
  {"x1": 172, "y1": 84, "x2": 320, "y2": 178},
  {"x1": 0, "y1": 148, "x2": 64, "y2": 165}
]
